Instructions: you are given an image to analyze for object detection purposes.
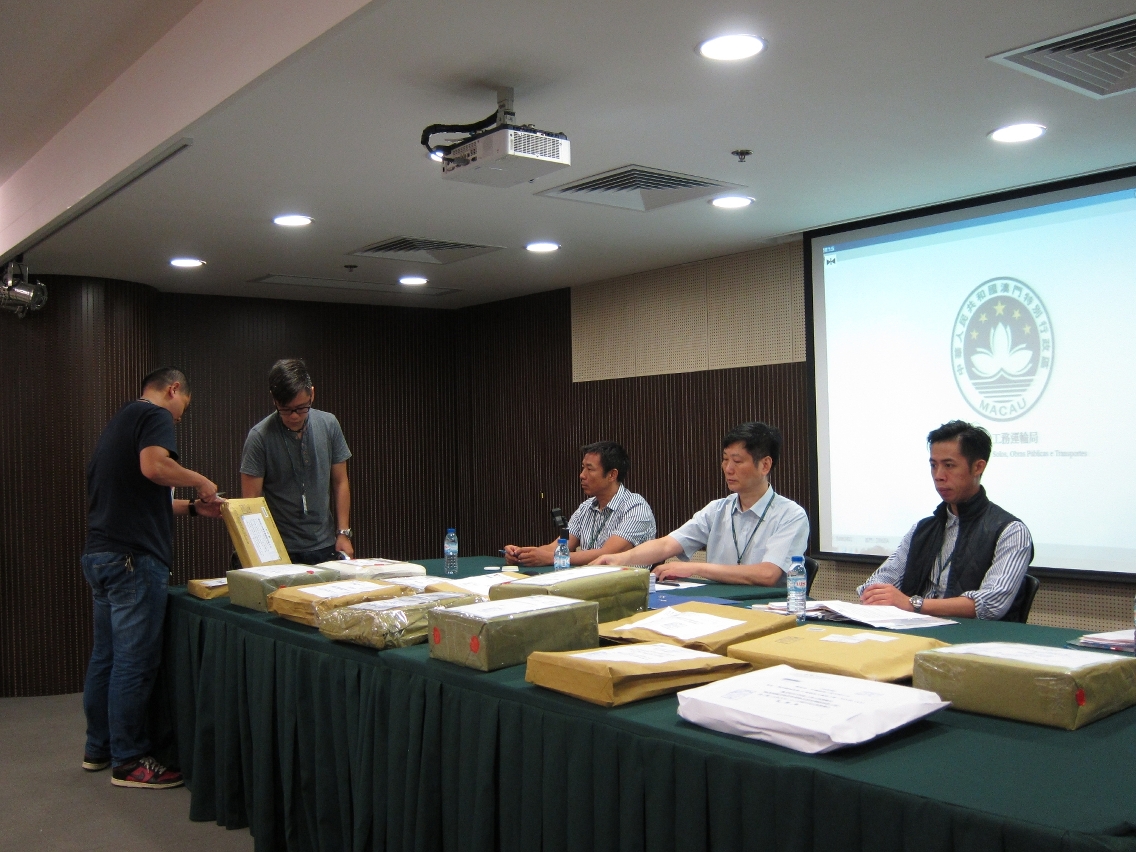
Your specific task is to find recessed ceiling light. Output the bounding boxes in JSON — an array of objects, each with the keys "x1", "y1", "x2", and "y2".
[
  {"x1": 711, "y1": 195, "x2": 754, "y2": 209},
  {"x1": 989, "y1": 123, "x2": 1046, "y2": 143},
  {"x1": 698, "y1": 34, "x2": 765, "y2": 61},
  {"x1": 170, "y1": 257, "x2": 205, "y2": 268},
  {"x1": 399, "y1": 276, "x2": 428, "y2": 285},
  {"x1": 526, "y1": 242, "x2": 560, "y2": 253},
  {"x1": 429, "y1": 150, "x2": 445, "y2": 163},
  {"x1": 273, "y1": 214, "x2": 312, "y2": 227}
]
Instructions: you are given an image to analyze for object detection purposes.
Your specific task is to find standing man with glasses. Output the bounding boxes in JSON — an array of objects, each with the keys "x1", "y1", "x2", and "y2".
[
  {"x1": 593, "y1": 422, "x2": 808, "y2": 585},
  {"x1": 240, "y1": 358, "x2": 354, "y2": 564},
  {"x1": 82, "y1": 367, "x2": 225, "y2": 788}
]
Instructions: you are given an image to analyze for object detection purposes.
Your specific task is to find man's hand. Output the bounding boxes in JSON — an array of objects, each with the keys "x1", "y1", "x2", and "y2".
[
  {"x1": 510, "y1": 545, "x2": 553, "y2": 567},
  {"x1": 502, "y1": 545, "x2": 522, "y2": 565},
  {"x1": 194, "y1": 497, "x2": 225, "y2": 519},
  {"x1": 860, "y1": 583, "x2": 913, "y2": 610},
  {"x1": 336, "y1": 534, "x2": 355, "y2": 559},
  {"x1": 196, "y1": 478, "x2": 219, "y2": 502},
  {"x1": 590, "y1": 554, "x2": 622, "y2": 565},
  {"x1": 654, "y1": 562, "x2": 699, "y2": 581}
]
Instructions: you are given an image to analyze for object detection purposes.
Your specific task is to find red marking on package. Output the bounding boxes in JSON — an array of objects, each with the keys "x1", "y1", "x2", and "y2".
[
  {"x1": 1075, "y1": 688, "x2": 1086, "y2": 706},
  {"x1": 470, "y1": 636, "x2": 480, "y2": 653},
  {"x1": 432, "y1": 627, "x2": 440, "y2": 644}
]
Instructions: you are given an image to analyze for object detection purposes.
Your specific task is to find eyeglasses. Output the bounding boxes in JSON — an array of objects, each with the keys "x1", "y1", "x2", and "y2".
[{"x1": 276, "y1": 403, "x2": 312, "y2": 416}]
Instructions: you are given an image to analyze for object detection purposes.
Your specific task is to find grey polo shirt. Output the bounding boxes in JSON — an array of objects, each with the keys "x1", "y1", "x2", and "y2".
[
  {"x1": 240, "y1": 409, "x2": 351, "y2": 553},
  {"x1": 670, "y1": 488, "x2": 810, "y2": 584}
]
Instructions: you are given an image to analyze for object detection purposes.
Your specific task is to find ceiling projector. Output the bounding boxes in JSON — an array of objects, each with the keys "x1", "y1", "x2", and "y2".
[{"x1": 422, "y1": 88, "x2": 571, "y2": 188}]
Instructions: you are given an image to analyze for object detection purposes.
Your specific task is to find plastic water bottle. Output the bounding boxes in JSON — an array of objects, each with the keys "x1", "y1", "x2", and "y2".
[
  {"x1": 444, "y1": 528, "x2": 459, "y2": 576},
  {"x1": 787, "y1": 556, "x2": 807, "y2": 624},
  {"x1": 553, "y1": 537, "x2": 571, "y2": 571}
]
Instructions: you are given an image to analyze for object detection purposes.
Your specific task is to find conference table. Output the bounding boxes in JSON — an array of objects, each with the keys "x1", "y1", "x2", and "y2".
[{"x1": 153, "y1": 557, "x2": 1136, "y2": 852}]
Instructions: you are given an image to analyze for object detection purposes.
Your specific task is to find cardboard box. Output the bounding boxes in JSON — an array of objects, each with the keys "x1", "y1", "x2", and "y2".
[
  {"x1": 315, "y1": 558, "x2": 427, "y2": 580},
  {"x1": 913, "y1": 642, "x2": 1136, "y2": 729},
  {"x1": 526, "y1": 643, "x2": 751, "y2": 707},
  {"x1": 221, "y1": 498, "x2": 291, "y2": 568},
  {"x1": 187, "y1": 578, "x2": 229, "y2": 600},
  {"x1": 488, "y1": 566, "x2": 649, "y2": 623},
  {"x1": 425, "y1": 572, "x2": 527, "y2": 599},
  {"x1": 266, "y1": 580, "x2": 403, "y2": 627},
  {"x1": 226, "y1": 564, "x2": 339, "y2": 612},
  {"x1": 319, "y1": 592, "x2": 480, "y2": 649},
  {"x1": 428, "y1": 595, "x2": 599, "y2": 672},
  {"x1": 600, "y1": 602, "x2": 797, "y2": 655},
  {"x1": 727, "y1": 625, "x2": 949, "y2": 682}
]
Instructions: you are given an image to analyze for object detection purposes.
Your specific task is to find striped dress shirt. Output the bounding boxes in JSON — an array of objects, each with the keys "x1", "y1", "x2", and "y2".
[
  {"x1": 857, "y1": 512, "x2": 1033, "y2": 620},
  {"x1": 567, "y1": 484, "x2": 656, "y2": 550}
]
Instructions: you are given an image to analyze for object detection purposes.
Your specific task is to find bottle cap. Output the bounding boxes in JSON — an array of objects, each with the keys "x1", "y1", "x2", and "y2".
[
  {"x1": 791, "y1": 555, "x2": 804, "y2": 562},
  {"x1": 447, "y1": 528, "x2": 456, "y2": 533}
]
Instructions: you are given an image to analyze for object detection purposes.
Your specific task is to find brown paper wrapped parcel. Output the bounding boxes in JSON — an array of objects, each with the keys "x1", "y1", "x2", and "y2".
[
  {"x1": 319, "y1": 592, "x2": 479, "y2": 649},
  {"x1": 428, "y1": 595, "x2": 599, "y2": 672},
  {"x1": 226, "y1": 564, "x2": 339, "y2": 612},
  {"x1": 266, "y1": 580, "x2": 403, "y2": 627},
  {"x1": 913, "y1": 642, "x2": 1136, "y2": 729},
  {"x1": 187, "y1": 578, "x2": 229, "y2": 599},
  {"x1": 220, "y1": 498, "x2": 291, "y2": 568},
  {"x1": 727, "y1": 624, "x2": 949, "y2": 682},
  {"x1": 600, "y1": 602, "x2": 797, "y2": 655},
  {"x1": 315, "y1": 558, "x2": 427, "y2": 581},
  {"x1": 488, "y1": 566, "x2": 649, "y2": 623},
  {"x1": 424, "y1": 572, "x2": 527, "y2": 599},
  {"x1": 526, "y1": 642, "x2": 751, "y2": 707}
]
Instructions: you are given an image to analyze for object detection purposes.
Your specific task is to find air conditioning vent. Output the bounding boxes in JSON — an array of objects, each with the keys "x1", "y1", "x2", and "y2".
[
  {"x1": 251, "y1": 274, "x2": 457, "y2": 296},
  {"x1": 990, "y1": 14, "x2": 1136, "y2": 98},
  {"x1": 351, "y1": 236, "x2": 504, "y2": 264},
  {"x1": 538, "y1": 165, "x2": 744, "y2": 211}
]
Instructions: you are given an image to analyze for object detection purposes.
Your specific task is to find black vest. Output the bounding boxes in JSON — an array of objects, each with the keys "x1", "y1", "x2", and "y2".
[{"x1": 900, "y1": 487, "x2": 1031, "y2": 619}]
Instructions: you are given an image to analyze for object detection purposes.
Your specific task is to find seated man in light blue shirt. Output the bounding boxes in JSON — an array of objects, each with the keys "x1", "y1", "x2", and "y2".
[
  {"x1": 504, "y1": 441, "x2": 656, "y2": 567},
  {"x1": 594, "y1": 422, "x2": 809, "y2": 585}
]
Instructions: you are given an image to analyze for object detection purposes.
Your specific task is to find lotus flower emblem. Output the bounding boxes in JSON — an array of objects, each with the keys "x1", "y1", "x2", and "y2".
[{"x1": 970, "y1": 323, "x2": 1032, "y2": 378}]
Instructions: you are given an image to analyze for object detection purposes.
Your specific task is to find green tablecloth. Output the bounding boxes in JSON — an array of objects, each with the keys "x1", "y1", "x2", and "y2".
[{"x1": 157, "y1": 583, "x2": 1136, "y2": 852}]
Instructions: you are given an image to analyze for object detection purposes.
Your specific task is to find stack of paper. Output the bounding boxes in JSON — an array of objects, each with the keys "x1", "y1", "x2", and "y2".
[
  {"x1": 526, "y1": 643, "x2": 751, "y2": 707},
  {"x1": 1070, "y1": 629, "x2": 1135, "y2": 653},
  {"x1": 764, "y1": 600, "x2": 957, "y2": 630},
  {"x1": 677, "y1": 664, "x2": 948, "y2": 753},
  {"x1": 315, "y1": 558, "x2": 427, "y2": 580},
  {"x1": 187, "y1": 578, "x2": 228, "y2": 599},
  {"x1": 600, "y1": 603, "x2": 796, "y2": 655}
]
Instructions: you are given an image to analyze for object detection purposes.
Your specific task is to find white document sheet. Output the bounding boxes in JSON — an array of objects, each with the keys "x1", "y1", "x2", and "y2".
[
  {"x1": 518, "y1": 567, "x2": 625, "y2": 586},
  {"x1": 815, "y1": 601, "x2": 957, "y2": 630},
  {"x1": 294, "y1": 580, "x2": 384, "y2": 599},
  {"x1": 240, "y1": 513, "x2": 281, "y2": 564},
  {"x1": 819, "y1": 633, "x2": 899, "y2": 644},
  {"x1": 239, "y1": 564, "x2": 315, "y2": 579},
  {"x1": 653, "y1": 580, "x2": 705, "y2": 590},
  {"x1": 612, "y1": 609, "x2": 744, "y2": 641},
  {"x1": 932, "y1": 642, "x2": 1128, "y2": 670},
  {"x1": 390, "y1": 576, "x2": 445, "y2": 592},
  {"x1": 438, "y1": 574, "x2": 519, "y2": 596},
  {"x1": 677, "y1": 665, "x2": 948, "y2": 753},
  {"x1": 574, "y1": 643, "x2": 721, "y2": 665},
  {"x1": 198, "y1": 578, "x2": 228, "y2": 588},
  {"x1": 451, "y1": 595, "x2": 581, "y2": 619}
]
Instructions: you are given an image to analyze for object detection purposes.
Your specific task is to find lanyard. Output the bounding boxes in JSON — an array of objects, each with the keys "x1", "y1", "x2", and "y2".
[
  {"x1": 586, "y1": 509, "x2": 612, "y2": 550},
  {"x1": 277, "y1": 416, "x2": 309, "y2": 514},
  {"x1": 731, "y1": 491, "x2": 775, "y2": 564},
  {"x1": 929, "y1": 527, "x2": 956, "y2": 595}
]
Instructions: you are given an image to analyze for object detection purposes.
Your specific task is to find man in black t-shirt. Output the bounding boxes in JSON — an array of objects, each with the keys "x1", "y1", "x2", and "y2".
[{"x1": 82, "y1": 367, "x2": 224, "y2": 789}]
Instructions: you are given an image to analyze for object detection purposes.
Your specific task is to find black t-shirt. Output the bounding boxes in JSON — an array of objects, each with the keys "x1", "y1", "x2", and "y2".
[{"x1": 85, "y1": 400, "x2": 179, "y2": 566}]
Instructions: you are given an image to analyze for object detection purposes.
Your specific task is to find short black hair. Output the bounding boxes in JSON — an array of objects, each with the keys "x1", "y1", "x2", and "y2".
[
  {"x1": 581, "y1": 441, "x2": 630, "y2": 483},
  {"x1": 269, "y1": 358, "x2": 313, "y2": 405},
  {"x1": 722, "y1": 422, "x2": 782, "y2": 469},
  {"x1": 141, "y1": 367, "x2": 188, "y2": 396},
  {"x1": 928, "y1": 420, "x2": 992, "y2": 466}
]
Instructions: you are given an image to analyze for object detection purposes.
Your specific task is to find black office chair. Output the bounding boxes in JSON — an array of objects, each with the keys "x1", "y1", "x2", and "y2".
[
  {"x1": 803, "y1": 556, "x2": 819, "y2": 596},
  {"x1": 1002, "y1": 573, "x2": 1040, "y2": 623}
]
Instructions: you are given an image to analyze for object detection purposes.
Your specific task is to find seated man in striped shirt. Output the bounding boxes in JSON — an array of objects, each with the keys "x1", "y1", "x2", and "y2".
[
  {"x1": 504, "y1": 441, "x2": 656, "y2": 568},
  {"x1": 858, "y1": 420, "x2": 1033, "y2": 620}
]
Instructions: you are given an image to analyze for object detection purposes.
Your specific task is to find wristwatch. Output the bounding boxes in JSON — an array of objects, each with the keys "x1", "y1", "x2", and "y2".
[
  {"x1": 909, "y1": 595, "x2": 924, "y2": 613},
  {"x1": 188, "y1": 498, "x2": 197, "y2": 517},
  {"x1": 337, "y1": 528, "x2": 352, "y2": 539}
]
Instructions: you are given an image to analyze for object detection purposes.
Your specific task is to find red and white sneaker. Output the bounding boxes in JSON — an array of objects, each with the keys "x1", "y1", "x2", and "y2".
[{"x1": 110, "y1": 756, "x2": 183, "y2": 789}]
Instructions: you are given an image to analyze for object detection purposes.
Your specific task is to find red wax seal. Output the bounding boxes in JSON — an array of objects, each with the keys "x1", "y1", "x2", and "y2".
[
  {"x1": 432, "y1": 627, "x2": 441, "y2": 644},
  {"x1": 470, "y1": 636, "x2": 480, "y2": 653},
  {"x1": 307, "y1": 570, "x2": 315, "y2": 574},
  {"x1": 1075, "y1": 688, "x2": 1086, "y2": 706}
]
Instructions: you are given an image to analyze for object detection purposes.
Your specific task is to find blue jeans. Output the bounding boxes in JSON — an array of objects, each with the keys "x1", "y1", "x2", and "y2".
[{"x1": 81, "y1": 552, "x2": 169, "y2": 766}]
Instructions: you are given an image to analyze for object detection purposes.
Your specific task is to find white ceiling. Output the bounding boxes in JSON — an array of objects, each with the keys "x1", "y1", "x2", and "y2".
[{"x1": 12, "y1": 0, "x2": 1136, "y2": 308}]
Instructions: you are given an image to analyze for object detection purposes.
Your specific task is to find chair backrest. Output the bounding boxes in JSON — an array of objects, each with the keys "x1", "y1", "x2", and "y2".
[
  {"x1": 803, "y1": 556, "x2": 819, "y2": 596},
  {"x1": 1003, "y1": 573, "x2": 1040, "y2": 623}
]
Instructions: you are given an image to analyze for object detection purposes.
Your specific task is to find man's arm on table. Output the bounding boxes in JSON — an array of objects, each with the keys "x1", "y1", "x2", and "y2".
[
  {"x1": 503, "y1": 535, "x2": 580, "y2": 567},
  {"x1": 330, "y1": 461, "x2": 353, "y2": 558},
  {"x1": 655, "y1": 559, "x2": 785, "y2": 586},
  {"x1": 591, "y1": 536, "x2": 684, "y2": 568}
]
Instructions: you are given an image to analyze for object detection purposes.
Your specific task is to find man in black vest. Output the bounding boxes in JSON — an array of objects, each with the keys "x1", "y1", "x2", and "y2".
[{"x1": 858, "y1": 421, "x2": 1033, "y2": 620}]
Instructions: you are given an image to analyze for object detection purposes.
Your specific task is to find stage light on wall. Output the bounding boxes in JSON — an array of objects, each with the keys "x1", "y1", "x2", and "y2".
[{"x1": 1, "y1": 261, "x2": 47, "y2": 318}]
